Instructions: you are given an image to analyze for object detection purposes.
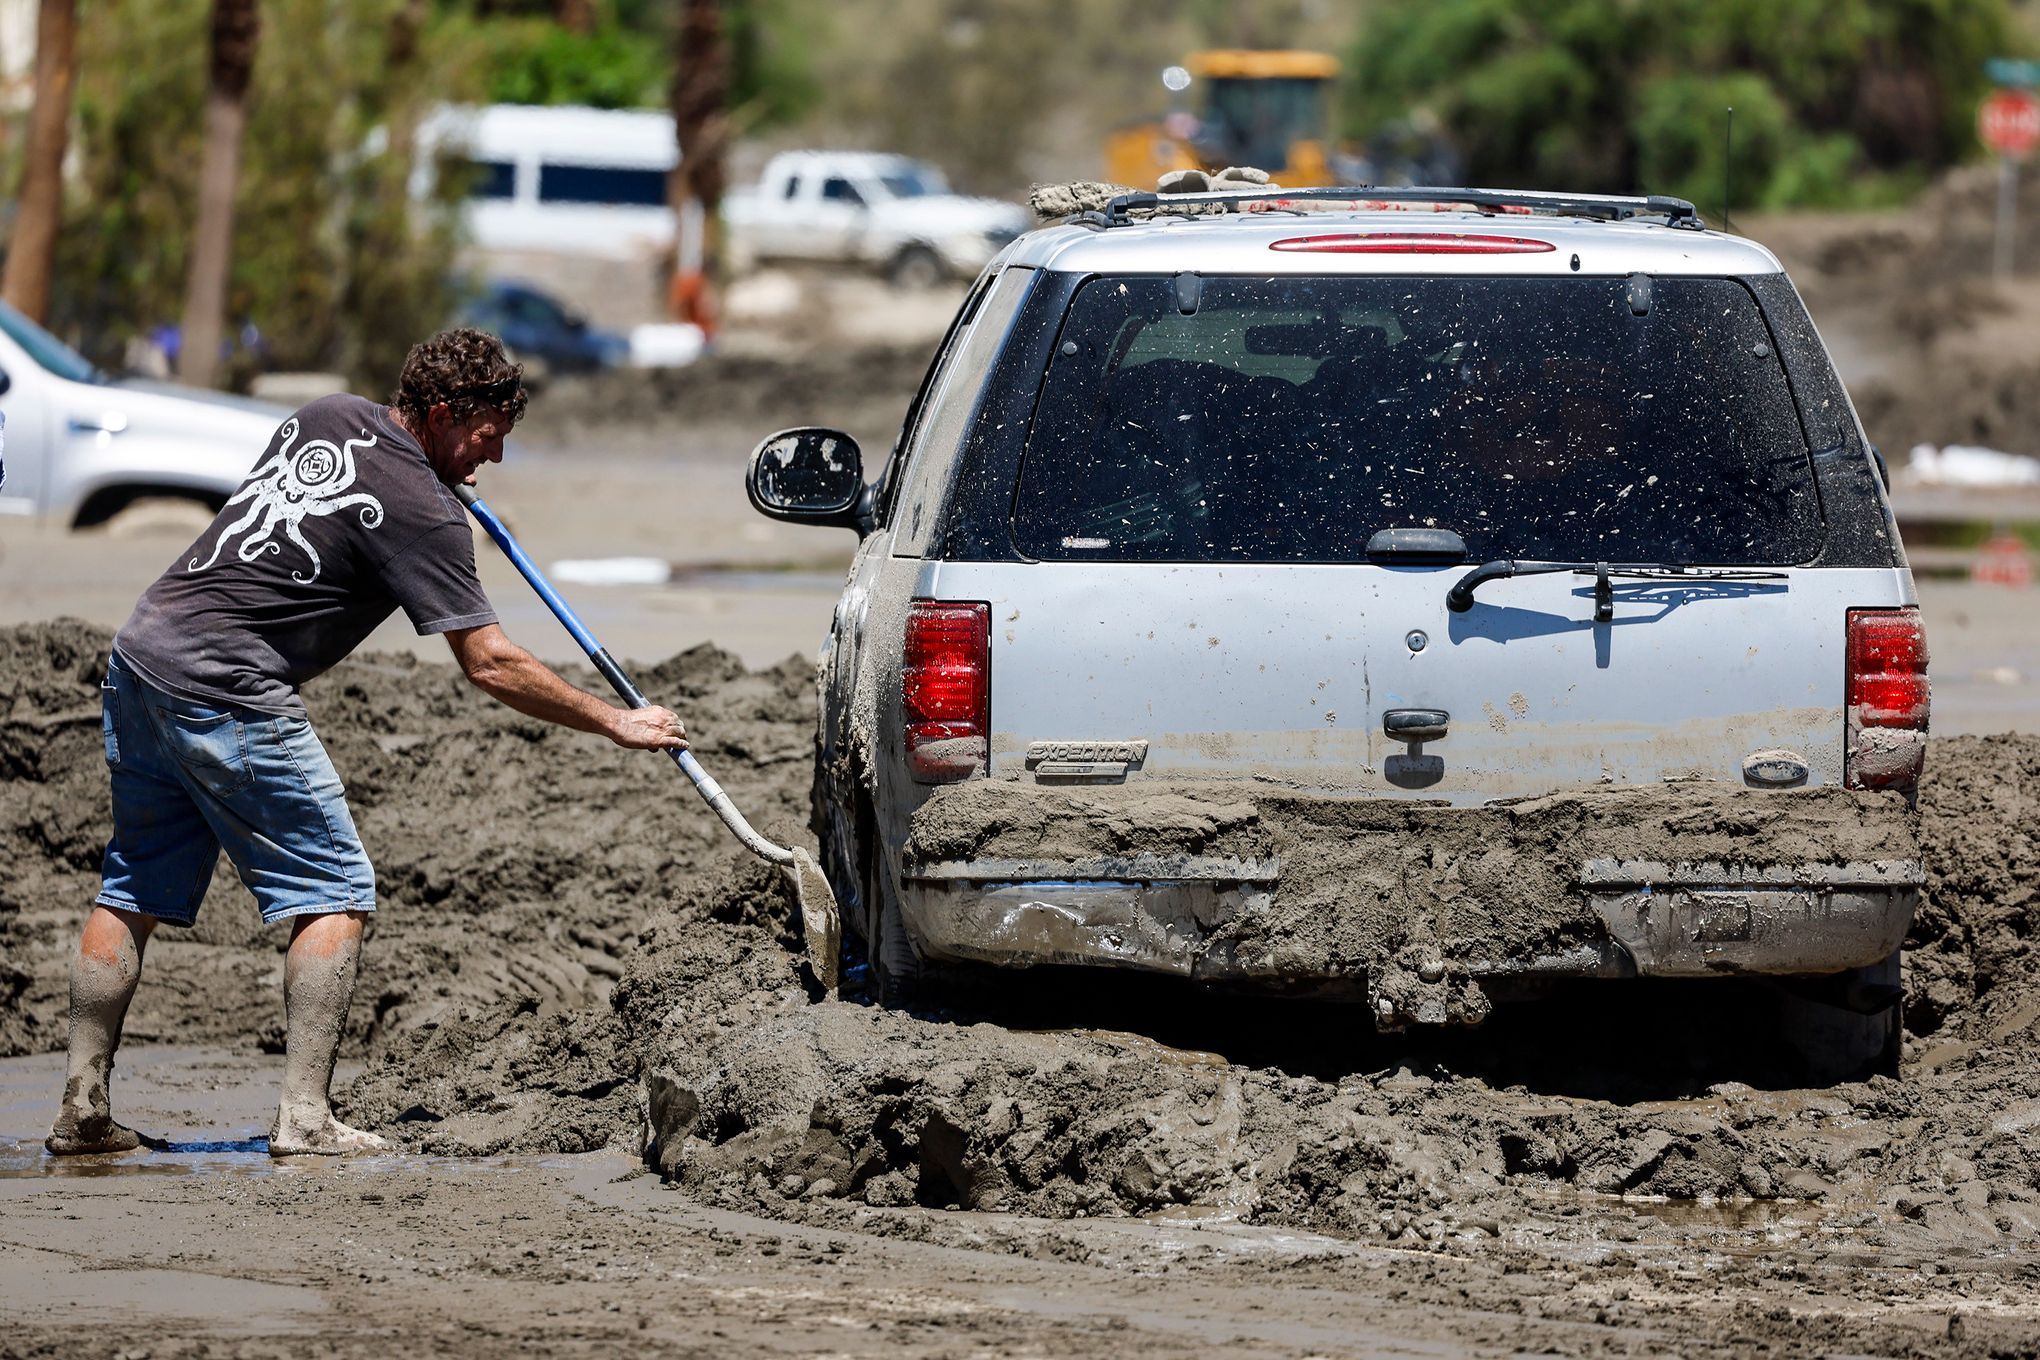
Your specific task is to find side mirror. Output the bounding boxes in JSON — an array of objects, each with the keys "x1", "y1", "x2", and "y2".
[
  {"x1": 746, "y1": 426, "x2": 866, "y2": 530},
  {"x1": 1869, "y1": 443, "x2": 1890, "y2": 490}
]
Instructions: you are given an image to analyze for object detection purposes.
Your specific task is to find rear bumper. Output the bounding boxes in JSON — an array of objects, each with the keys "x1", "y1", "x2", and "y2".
[
  {"x1": 896, "y1": 854, "x2": 1921, "y2": 1015},
  {"x1": 896, "y1": 780, "x2": 1924, "y2": 1025},
  {"x1": 1575, "y1": 858, "x2": 1918, "y2": 977}
]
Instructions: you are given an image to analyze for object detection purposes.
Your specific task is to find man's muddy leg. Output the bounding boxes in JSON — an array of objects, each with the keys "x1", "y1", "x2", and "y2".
[
  {"x1": 46, "y1": 905, "x2": 157, "y2": 1155},
  {"x1": 269, "y1": 910, "x2": 386, "y2": 1156}
]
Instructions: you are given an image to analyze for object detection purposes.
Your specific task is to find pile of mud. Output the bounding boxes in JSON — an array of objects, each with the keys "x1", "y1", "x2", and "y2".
[
  {"x1": 354, "y1": 791, "x2": 2038, "y2": 1253},
  {"x1": 649, "y1": 734, "x2": 2033, "y2": 1242},
  {"x1": 515, "y1": 344, "x2": 929, "y2": 450},
  {"x1": 1763, "y1": 166, "x2": 2040, "y2": 458},
  {"x1": 7, "y1": 619, "x2": 2039, "y2": 1249},
  {"x1": 907, "y1": 780, "x2": 1917, "y2": 1002},
  {"x1": 344, "y1": 724, "x2": 2037, "y2": 1256},
  {"x1": 0, "y1": 619, "x2": 814, "y2": 1060}
]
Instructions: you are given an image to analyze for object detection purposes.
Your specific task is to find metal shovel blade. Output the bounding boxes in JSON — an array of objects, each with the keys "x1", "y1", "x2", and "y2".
[{"x1": 790, "y1": 848, "x2": 841, "y2": 995}]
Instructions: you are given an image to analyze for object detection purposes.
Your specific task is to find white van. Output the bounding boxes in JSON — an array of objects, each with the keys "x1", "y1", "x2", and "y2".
[{"x1": 415, "y1": 104, "x2": 680, "y2": 261}]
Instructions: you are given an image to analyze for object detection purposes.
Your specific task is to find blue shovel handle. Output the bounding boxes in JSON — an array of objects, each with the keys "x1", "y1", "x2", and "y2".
[{"x1": 455, "y1": 483, "x2": 794, "y2": 867}]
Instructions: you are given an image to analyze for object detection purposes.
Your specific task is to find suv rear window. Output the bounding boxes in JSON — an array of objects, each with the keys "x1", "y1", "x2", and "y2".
[{"x1": 1011, "y1": 275, "x2": 1821, "y2": 565}]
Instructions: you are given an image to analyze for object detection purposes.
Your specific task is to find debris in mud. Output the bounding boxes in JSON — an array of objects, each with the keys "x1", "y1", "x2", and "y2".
[{"x1": 1028, "y1": 180, "x2": 1135, "y2": 218}]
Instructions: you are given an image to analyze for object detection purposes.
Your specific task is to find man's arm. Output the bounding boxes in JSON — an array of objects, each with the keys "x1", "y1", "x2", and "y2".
[{"x1": 443, "y1": 623, "x2": 687, "y2": 751}]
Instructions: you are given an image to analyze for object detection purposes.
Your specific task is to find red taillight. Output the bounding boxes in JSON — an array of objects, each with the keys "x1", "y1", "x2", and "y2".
[
  {"x1": 1845, "y1": 607, "x2": 1928, "y2": 791},
  {"x1": 1269, "y1": 232, "x2": 1556, "y2": 255},
  {"x1": 903, "y1": 600, "x2": 990, "y2": 783}
]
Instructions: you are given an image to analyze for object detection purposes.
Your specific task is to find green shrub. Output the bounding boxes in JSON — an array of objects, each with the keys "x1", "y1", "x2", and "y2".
[{"x1": 1344, "y1": 0, "x2": 2021, "y2": 208}]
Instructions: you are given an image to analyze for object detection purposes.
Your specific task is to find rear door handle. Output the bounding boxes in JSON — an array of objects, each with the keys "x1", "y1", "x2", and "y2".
[{"x1": 1384, "y1": 708, "x2": 1449, "y2": 742}]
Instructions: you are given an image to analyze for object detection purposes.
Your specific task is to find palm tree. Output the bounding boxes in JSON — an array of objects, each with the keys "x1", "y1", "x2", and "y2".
[
  {"x1": 177, "y1": 0, "x2": 261, "y2": 389},
  {"x1": 1, "y1": 0, "x2": 77, "y2": 324},
  {"x1": 668, "y1": 0, "x2": 729, "y2": 329}
]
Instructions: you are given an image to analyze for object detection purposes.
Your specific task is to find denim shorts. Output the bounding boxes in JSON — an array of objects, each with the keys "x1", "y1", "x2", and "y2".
[{"x1": 96, "y1": 652, "x2": 375, "y2": 927}]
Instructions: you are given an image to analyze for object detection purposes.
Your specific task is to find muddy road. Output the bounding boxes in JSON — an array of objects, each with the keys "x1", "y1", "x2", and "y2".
[{"x1": 4, "y1": 620, "x2": 2040, "y2": 1355}]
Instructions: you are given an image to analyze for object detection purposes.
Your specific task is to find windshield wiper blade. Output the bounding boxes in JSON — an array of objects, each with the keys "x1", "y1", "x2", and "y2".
[{"x1": 1446, "y1": 559, "x2": 1788, "y2": 616}]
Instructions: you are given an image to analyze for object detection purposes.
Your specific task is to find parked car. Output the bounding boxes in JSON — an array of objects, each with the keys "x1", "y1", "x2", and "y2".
[
  {"x1": 723, "y1": 151, "x2": 1028, "y2": 287},
  {"x1": 455, "y1": 279, "x2": 629, "y2": 384},
  {"x1": 747, "y1": 185, "x2": 1927, "y2": 1080},
  {"x1": 0, "y1": 301, "x2": 286, "y2": 525}
]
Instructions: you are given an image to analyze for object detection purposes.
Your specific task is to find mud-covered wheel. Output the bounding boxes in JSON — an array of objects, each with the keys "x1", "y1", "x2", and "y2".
[
  {"x1": 887, "y1": 244, "x2": 945, "y2": 290},
  {"x1": 864, "y1": 842, "x2": 932, "y2": 1009},
  {"x1": 1773, "y1": 949, "x2": 1903, "y2": 1083}
]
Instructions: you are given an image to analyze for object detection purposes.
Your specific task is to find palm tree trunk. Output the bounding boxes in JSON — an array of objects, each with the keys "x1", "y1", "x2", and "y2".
[
  {"x1": 177, "y1": 0, "x2": 261, "y2": 390},
  {"x1": 554, "y1": 0, "x2": 594, "y2": 35},
  {"x1": 1, "y1": 0, "x2": 77, "y2": 324},
  {"x1": 668, "y1": 0, "x2": 729, "y2": 330},
  {"x1": 383, "y1": 0, "x2": 428, "y2": 170}
]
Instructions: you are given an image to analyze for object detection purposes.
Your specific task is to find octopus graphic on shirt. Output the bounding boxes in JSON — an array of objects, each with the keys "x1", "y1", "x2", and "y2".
[{"x1": 188, "y1": 416, "x2": 386, "y2": 583}]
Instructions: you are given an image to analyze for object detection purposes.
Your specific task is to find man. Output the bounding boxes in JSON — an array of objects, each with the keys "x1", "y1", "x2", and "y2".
[{"x1": 46, "y1": 328, "x2": 687, "y2": 1158}]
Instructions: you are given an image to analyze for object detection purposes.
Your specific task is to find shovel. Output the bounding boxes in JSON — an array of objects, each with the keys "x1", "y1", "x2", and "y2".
[{"x1": 455, "y1": 484, "x2": 841, "y2": 994}]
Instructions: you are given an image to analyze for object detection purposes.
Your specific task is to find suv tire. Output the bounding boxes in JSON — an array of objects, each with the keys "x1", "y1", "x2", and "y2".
[
  {"x1": 864, "y1": 841, "x2": 932, "y2": 1009},
  {"x1": 1773, "y1": 949, "x2": 1903, "y2": 1083}
]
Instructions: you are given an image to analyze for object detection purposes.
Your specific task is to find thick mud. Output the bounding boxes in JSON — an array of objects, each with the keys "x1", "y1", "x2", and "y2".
[
  {"x1": 905, "y1": 779, "x2": 1919, "y2": 997},
  {"x1": 0, "y1": 618, "x2": 814, "y2": 1062},
  {"x1": 356, "y1": 724, "x2": 2031, "y2": 1274},
  {"x1": 517, "y1": 343, "x2": 932, "y2": 450},
  {"x1": 6, "y1": 620, "x2": 2039, "y2": 1280},
  {"x1": 1765, "y1": 165, "x2": 2040, "y2": 459},
  {"x1": 613, "y1": 828, "x2": 2038, "y2": 1256}
]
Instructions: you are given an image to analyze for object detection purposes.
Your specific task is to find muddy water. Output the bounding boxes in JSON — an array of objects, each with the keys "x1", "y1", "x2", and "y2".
[{"x1": 7, "y1": 621, "x2": 2040, "y2": 1349}]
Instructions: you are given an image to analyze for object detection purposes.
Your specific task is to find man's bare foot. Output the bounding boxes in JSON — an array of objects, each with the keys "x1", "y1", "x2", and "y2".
[
  {"x1": 45, "y1": 1108, "x2": 144, "y2": 1156},
  {"x1": 268, "y1": 1113, "x2": 389, "y2": 1157}
]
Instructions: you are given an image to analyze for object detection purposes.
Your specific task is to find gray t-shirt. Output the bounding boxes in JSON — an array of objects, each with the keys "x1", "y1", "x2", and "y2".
[{"x1": 116, "y1": 393, "x2": 497, "y2": 715}]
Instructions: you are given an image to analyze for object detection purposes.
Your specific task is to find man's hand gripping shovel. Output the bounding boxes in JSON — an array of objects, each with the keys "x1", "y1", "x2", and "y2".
[{"x1": 455, "y1": 484, "x2": 842, "y2": 994}]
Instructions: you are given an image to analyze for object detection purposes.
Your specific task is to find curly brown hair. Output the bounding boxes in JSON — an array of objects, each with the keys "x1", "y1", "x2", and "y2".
[{"x1": 390, "y1": 327, "x2": 529, "y2": 429}]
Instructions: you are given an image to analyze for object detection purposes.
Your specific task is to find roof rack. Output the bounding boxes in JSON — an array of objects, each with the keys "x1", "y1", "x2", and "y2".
[{"x1": 1097, "y1": 185, "x2": 1705, "y2": 229}]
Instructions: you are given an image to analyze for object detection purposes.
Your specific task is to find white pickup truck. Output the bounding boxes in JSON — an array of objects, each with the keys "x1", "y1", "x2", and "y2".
[{"x1": 723, "y1": 151, "x2": 1028, "y2": 287}]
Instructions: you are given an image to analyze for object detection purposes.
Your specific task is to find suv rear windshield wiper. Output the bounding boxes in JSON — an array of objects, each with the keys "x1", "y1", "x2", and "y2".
[{"x1": 1446, "y1": 559, "x2": 1788, "y2": 619}]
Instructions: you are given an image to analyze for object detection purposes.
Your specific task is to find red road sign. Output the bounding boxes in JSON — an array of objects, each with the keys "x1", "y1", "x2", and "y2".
[{"x1": 1979, "y1": 89, "x2": 2040, "y2": 160}]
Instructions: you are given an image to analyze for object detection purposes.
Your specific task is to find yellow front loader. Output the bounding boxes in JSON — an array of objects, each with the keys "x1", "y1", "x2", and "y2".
[{"x1": 1105, "y1": 50, "x2": 1342, "y2": 189}]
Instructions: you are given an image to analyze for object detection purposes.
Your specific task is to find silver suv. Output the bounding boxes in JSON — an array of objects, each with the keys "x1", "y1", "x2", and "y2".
[{"x1": 748, "y1": 187, "x2": 1927, "y2": 1077}]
